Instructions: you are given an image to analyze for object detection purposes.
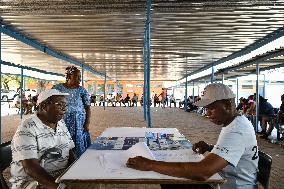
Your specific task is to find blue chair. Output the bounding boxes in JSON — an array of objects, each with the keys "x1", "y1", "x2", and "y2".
[
  {"x1": 0, "y1": 141, "x2": 12, "y2": 189},
  {"x1": 257, "y1": 150, "x2": 272, "y2": 189}
]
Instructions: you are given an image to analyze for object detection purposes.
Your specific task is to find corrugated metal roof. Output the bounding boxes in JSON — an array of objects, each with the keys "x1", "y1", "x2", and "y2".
[{"x1": 1, "y1": 0, "x2": 284, "y2": 81}]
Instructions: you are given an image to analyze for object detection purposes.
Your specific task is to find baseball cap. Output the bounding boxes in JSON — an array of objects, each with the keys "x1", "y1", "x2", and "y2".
[
  {"x1": 195, "y1": 83, "x2": 235, "y2": 107},
  {"x1": 37, "y1": 89, "x2": 69, "y2": 104}
]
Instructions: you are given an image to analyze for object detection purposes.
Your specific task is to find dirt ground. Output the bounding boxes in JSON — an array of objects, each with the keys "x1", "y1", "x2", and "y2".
[{"x1": 1, "y1": 106, "x2": 283, "y2": 189}]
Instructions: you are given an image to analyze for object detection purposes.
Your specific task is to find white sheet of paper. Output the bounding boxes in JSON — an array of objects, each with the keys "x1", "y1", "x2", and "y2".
[
  {"x1": 99, "y1": 142, "x2": 155, "y2": 171},
  {"x1": 152, "y1": 149, "x2": 204, "y2": 162}
]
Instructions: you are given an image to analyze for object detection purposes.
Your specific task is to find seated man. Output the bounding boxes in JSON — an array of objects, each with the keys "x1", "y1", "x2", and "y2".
[
  {"x1": 258, "y1": 95, "x2": 275, "y2": 137},
  {"x1": 124, "y1": 94, "x2": 131, "y2": 106},
  {"x1": 131, "y1": 93, "x2": 138, "y2": 107},
  {"x1": 153, "y1": 94, "x2": 160, "y2": 107},
  {"x1": 10, "y1": 89, "x2": 76, "y2": 189},
  {"x1": 277, "y1": 94, "x2": 284, "y2": 125},
  {"x1": 169, "y1": 94, "x2": 176, "y2": 108},
  {"x1": 90, "y1": 94, "x2": 96, "y2": 106},
  {"x1": 98, "y1": 95, "x2": 104, "y2": 106},
  {"x1": 127, "y1": 83, "x2": 258, "y2": 189}
]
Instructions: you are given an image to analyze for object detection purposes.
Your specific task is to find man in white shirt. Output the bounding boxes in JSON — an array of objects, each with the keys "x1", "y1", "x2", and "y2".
[
  {"x1": 127, "y1": 83, "x2": 258, "y2": 189},
  {"x1": 10, "y1": 89, "x2": 76, "y2": 189}
]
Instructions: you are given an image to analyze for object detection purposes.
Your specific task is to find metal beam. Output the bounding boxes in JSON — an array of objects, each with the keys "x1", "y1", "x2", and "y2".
[
  {"x1": 255, "y1": 63, "x2": 260, "y2": 133},
  {"x1": 184, "y1": 71, "x2": 188, "y2": 112},
  {"x1": 178, "y1": 26, "x2": 284, "y2": 82},
  {"x1": 1, "y1": 61, "x2": 65, "y2": 77},
  {"x1": 193, "y1": 49, "x2": 284, "y2": 82},
  {"x1": 1, "y1": 25, "x2": 110, "y2": 80},
  {"x1": 146, "y1": 0, "x2": 152, "y2": 128},
  {"x1": 104, "y1": 74, "x2": 106, "y2": 110},
  {"x1": 20, "y1": 67, "x2": 24, "y2": 119},
  {"x1": 143, "y1": 34, "x2": 147, "y2": 121},
  {"x1": 0, "y1": 24, "x2": 2, "y2": 143},
  {"x1": 236, "y1": 78, "x2": 239, "y2": 106},
  {"x1": 81, "y1": 64, "x2": 84, "y2": 86},
  {"x1": 211, "y1": 63, "x2": 214, "y2": 83}
]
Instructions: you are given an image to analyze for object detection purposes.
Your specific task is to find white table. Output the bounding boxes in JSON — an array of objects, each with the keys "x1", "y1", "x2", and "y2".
[{"x1": 57, "y1": 127, "x2": 225, "y2": 188}]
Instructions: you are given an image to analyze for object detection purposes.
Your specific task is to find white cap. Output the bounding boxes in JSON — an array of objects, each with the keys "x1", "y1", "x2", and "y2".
[
  {"x1": 37, "y1": 89, "x2": 69, "y2": 104},
  {"x1": 195, "y1": 83, "x2": 235, "y2": 107}
]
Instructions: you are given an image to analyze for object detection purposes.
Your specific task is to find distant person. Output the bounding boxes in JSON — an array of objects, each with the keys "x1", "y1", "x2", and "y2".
[
  {"x1": 53, "y1": 66, "x2": 91, "y2": 157},
  {"x1": 131, "y1": 93, "x2": 138, "y2": 107},
  {"x1": 99, "y1": 95, "x2": 104, "y2": 106},
  {"x1": 160, "y1": 89, "x2": 167, "y2": 108},
  {"x1": 10, "y1": 89, "x2": 75, "y2": 189},
  {"x1": 169, "y1": 94, "x2": 176, "y2": 108},
  {"x1": 90, "y1": 94, "x2": 96, "y2": 106},
  {"x1": 277, "y1": 94, "x2": 284, "y2": 125},
  {"x1": 154, "y1": 94, "x2": 160, "y2": 107},
  {"x1": 258, "y1": 95, "x2": 275, "y2": 138},
  {"x1": 127, "y1": 83, "x2": 258, "y2": 189},
  {"x1": 124, "y1": 94, "x2": 130, "y2": 106}
]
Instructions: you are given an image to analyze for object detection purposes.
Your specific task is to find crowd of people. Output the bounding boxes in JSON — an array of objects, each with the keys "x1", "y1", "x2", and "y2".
[
  {"x1": 11, "y1": 89, "x2": 38, "y2": 115},
  {"x1": 236, "y1": 93, "x2": 284, "y2": 141},
  {"x1": 90, "y1": 89, "x2": 180, "y2": 108},
  {"x1": 7, "y1": 68, "x2": 284, "y2": 189}
]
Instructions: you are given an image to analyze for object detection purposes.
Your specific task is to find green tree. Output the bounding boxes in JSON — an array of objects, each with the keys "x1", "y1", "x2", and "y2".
[{"x1": 1, "y1": 74, "x2": 20, "y2": 90}]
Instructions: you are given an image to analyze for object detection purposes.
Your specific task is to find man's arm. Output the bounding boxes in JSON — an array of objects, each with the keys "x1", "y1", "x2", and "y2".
[
  {"x1": 22, "y1": 159, "x2": 58, "y2": 189},
  {"x1": 127, "y1": 153, "x2": 228, "y2": 181},
  {"x1": 68, "y1": 150, "x2": 76, "y2": 166}
]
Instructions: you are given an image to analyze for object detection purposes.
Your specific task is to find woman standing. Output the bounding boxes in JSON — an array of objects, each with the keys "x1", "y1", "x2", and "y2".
[{"x1": 53, "y1": 66, "x2": 91, "y2": 157}]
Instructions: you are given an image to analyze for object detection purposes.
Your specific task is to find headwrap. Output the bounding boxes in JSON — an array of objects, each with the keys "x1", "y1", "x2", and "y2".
[{"x1": 65, "y1": 66, "x2": 79, "y2": 80}]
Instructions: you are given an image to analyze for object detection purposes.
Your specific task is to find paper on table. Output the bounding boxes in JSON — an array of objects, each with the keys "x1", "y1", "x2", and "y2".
[
  {"x1": 152, "y1": 149, "x2": 204, "y2": 162},
  {"x1": 98, "y1": 142, "x2": 155, "y2": 171}
]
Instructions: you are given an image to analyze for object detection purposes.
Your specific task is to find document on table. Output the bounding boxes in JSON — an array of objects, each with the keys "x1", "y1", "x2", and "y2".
[
  {"x1": 152, "y1": 149, "x2": 204, "y2": 162},
  {"x1": 98, "y1": 142, "x2": 155, "y2": 171}
]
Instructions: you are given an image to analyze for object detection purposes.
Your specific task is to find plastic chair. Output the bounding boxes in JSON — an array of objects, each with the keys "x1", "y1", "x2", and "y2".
[
  {"x1": 257, "y1": 150, "x2": 272, "y2": 189},
  {"x1": 0, "y1": 141, "x2": 12, "y2": 189}
]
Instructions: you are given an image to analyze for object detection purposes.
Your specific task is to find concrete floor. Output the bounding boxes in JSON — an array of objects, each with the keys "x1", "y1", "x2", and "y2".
[{"x1": 2, "y1": 106, "x2": 283, "y2": 189}]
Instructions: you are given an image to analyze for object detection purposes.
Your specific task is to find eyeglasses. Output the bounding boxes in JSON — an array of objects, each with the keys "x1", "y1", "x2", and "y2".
[{"x1": 53, "y1": 102, "x2": 68, "y2": 109}]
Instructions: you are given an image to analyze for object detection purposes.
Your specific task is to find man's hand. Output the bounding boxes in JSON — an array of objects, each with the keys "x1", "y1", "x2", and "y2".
[
  {"x1": 126, "y1": 156, "x2": 153, "y2": 171},
  {"x1": 192, "y1": 141, "x2": 211, "y2": 154}
]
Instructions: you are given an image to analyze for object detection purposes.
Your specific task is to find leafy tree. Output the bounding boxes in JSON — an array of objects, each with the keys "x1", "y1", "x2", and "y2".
[{"x1": 1, "y1": 75, "x2": 20, "y2": 90}]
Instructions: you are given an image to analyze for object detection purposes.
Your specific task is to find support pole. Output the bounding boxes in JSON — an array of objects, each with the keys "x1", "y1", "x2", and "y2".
[
  {"x1": 255, "y1": 63, "x2": 260, "y2": 132},
  {"x1": 236, "y1": 78, "x2": 239, "y2": 106},
  {"x1": 104, "y1": 74, "x2": 106, "y2": 110},
  {"x1": 192, "y1": 81, "x2": 195, "y2": 103},
  {"x1": 0, "y1": 24, "x2": 2, "y2": 143},
  {"x1": 20, "y1": 67, "x2": 24, "y2": 119},
  {"x1": 184, "y1": 72, "x2": 188, "y2": 112},
  {"x1": 146, "y1": 0, "x2": 152, "y2": 128},
  {"x1": 211, "y1": 63, "x2": 214, "y2": 83},
  {"x1": 263, "y1": 74, "x2": 266, "y2": 98},
  {"x1": 143, "y1": 35, "x2": 147, "y2": 121},
  {"x1": 222, "y1": 72, "x2": 224, "y2": 84},
  {"x1": 81, "y1": 64, "x2": 84, "y2": 87}
]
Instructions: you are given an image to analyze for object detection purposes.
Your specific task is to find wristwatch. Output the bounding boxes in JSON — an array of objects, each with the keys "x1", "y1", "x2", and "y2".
[{"x1": 208, "y1": 145, "x2": 214, "y2": 152}]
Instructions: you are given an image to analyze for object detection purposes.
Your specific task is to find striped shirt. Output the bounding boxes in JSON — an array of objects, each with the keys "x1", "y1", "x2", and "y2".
[{"x1": 10, "y1": 114, "x2": 75, "y2": 189}]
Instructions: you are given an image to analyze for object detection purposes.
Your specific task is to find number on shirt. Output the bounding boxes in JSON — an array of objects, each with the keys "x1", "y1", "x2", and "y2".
[{"x1": 252, "y1": 146, "x2": 258, "y2": 160}]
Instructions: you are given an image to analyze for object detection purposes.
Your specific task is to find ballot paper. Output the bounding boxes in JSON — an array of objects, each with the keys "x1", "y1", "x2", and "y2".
[
  {"x1": 98, "y1": 142, "x2": 155, "y2": 171},
  {"x1": 152, "y1": 149, "x2": 204, "y2": 162}
]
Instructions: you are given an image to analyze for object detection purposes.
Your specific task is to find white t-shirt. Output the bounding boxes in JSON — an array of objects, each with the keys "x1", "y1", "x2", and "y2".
[
  {"x1": 211, "y1": 115, "x2": 258, "y2": 189},
  {"x1": 10, "y1": 114, "x2": 75, "y2": 189}
]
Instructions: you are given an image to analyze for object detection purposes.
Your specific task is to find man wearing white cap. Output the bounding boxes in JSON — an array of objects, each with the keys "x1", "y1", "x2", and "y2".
[
  {"x1": 127, "y1": 83, "x2": 258, "y2": 189},
  {"x1": 10, "y1": 89, "x2": 75, "y2": 189}
]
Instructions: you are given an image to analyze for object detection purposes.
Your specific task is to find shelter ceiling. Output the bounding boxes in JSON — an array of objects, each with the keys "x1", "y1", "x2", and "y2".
[{"x1": 1, "y1": 0, "x2": 284, "y2": 81}]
